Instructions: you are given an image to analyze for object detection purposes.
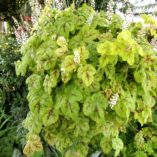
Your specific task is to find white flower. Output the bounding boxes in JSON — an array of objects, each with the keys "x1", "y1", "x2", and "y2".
[
  {"x1": 122, "y1": 6, "x2": 134, "y2": 29},
  {"x1": 12, "y1": 16, "x2": 19, "y2": 28},
  {"x1": 106, "y1": 0, "x2": 114, "y2": 20},
  {"x1": 86, "y1": 14, "x2": 94, "y2": 26},
  {"x1": 109, "y1": 93, "x2": 119, "y2": 109},
  {"x1": 122, "y1": 21, "x2": 128, "y2": 30},
  {"x1": 74, "y1": 49, "x2": 80, "y2": 64},
  {"x1": 57, "y1": 36, "x2": 67, "y2": 46},
  {"x1": 90, "y1": 0, "x2": 95, "y2": 9},
  {"x1": 90, "y1": 151, "x2": 102, "y2": 157},
  {"x1": 54, "y1": 0, "x2": 64, "y2": 10},
  {"x1": 75, "y1": 0, "x2": 80, "y2": 7},
  {"x1": 15, "y1": 30, "x2": 22, "y2": 44},
  {"x1": 59, "y1": 36, "x2": 66, "y2": 42},
  {"x1": 15, "y1": 29, "x2": 29, "y2": 45},
  {"x1": 61, "y1": 66, "x2": 65, "y2": 72},
  {"x1": 29, "y1": 0, "x2": 42, "y2": 25},
  {"x1": 21, "y1": 30, "x2": 29, "y2": 44}
]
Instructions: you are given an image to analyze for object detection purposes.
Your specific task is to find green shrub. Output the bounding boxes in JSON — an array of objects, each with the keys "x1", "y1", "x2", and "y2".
[
  {"x1": 16, "y1": 4, "x2": 157, "y2": 157},
  {"x1": 0, "y1": 35, "x2": 28, "y2": 157}
]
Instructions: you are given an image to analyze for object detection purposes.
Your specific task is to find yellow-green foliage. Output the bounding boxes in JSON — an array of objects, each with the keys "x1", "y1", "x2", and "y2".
[{"x1": 16, "y1": 4, "x2": 157, "y2": 157}]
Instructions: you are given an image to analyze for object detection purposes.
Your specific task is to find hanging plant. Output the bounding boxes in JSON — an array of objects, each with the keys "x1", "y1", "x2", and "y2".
[{"x1": 16, "y1": 3, "x2": 157, "y2": 157}]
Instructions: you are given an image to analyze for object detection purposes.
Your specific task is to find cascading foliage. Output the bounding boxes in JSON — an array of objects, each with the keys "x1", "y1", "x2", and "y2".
[{"x1": 15, "y1": 3, "x2": 157, "y2": 157}]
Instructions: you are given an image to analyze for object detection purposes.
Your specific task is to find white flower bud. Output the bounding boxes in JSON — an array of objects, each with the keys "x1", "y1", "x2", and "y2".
[
  {"x1": 109, "y1": 93, "x2": 119, "y2": 109},
  {"x1": 106, "y1": 0, "x2": 114, "y2": 20},
  {"x1": 74, "y1": 49, "x2": 80, "y2": 64},
  {"x1": 86, "y1": 14, "x2": 94, "y2": 26},
  {"x1": 90, "y1": 0, "x2": 95, "y2": 9}
]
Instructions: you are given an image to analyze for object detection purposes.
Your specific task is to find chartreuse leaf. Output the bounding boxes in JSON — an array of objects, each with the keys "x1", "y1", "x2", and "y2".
[
  {"x1": 77, "y1": 64, "x2": 96, "y2": 86},
  {"x1": 23, "y1": 112, "x2": 42, "y2": 134},
  {"x1": 79, "y1": 46, "x2": 89, "y2": 60},
  {"x1": 143, "y1": 93, "x2": 155, "y2": 108},
  {"x1": 50, "y1": 69, "x2": 60, "y2": 87},
  {"x1": 97, "y1": 30, "x2": 144, "y2": 67},
  {"x1": 55, "y1": 47, "x2": 68, "y2": 58},
  {"x1": 113, "y1": 87, "x2": 136, "y2": 122},
  {"x1": 83, "y1": 92, "x2": 108, "y2": 123},
  {"x1": 141, "y1": 14, "x2": 157, "y2": 37},
  {"x1": 62, "y1": 55, "x2": 76, "y2": 72},
  {"x1": 89, "y1": 79, "x2": 101, "y2": 92},
  {"x1": 142, "y1": 14, "x2": 157, "y2": 26},
  {"x1": 100, "y1": 137, "x2": 112, "y2": 154},
  {"x1": 113, "y1": 92, "x2": 131, "y2": 121},
  {"x1": 57, "y1": 36, "x2": 68, "y2": 47},
  {"x1": 26, "y1": 74, "x2": 43, "y2": 89},
  {"x1": 134, "y1": 68, "x2": 146, "y2": 84},
  {"x1": 55, "y1": 36, "x2": 68, "y2": 57},
  {"x1": 43, "y1": 75, "x2": 52, "y2": 94},
  {"x1": 134, "y1": 108, "x2": 152, "y2": 126},
  {"x1": 40, "y1": 106, "x2": 59, "y2": 127},
  {"x1": 99, "y1": 55, "x2": 118, "y2": 68},
  {"x1": 114, "y1": 104, "x2": 129, "y2": 121},
  {"x1": 23, "y1": 134, "x2": 43, "y2": 157},
  {"x1": 83, "y1": 96, "x2": 95, "y2": 116},
  {"x1": 104, "y1": 63, "x2": 116, "y2": 79},
  {"x1": 115, "y1": 30, "x2": 144, "y2": 65},
  {"x1": 100, "y1": 122, "x2": 121, "y2": 155},
  {"x1": 74, "y1": 46, "x2": 89, "y2": 63},
  {"x1": 42, "y1": 58, "x2": 57, "y2": 71},
  {"x1": 27, "y1": 89, "x2": 43, "y2": 111},
  {"x1": 43, "y1": 69, "x2": 60, "y2": 94},
  {"x1": 112, "y1": 137, "x2": 124, "y2": 157},
  {"x1": 102, "y1": 122, "x2": 119, "y2": 138},
  {"x1": 97, "y1": 41, "x2": 115, "y2": 55},
  {"x1": 32, "y1": 151, "x2": 44, "y2": 157},
  {"x1": 55, "y1": 93, "x2": 67, "y2": 110},
  {"x1": 61, "y1": 100, "x2": 80, "y2": 120},
  {"x1": 15, "y1": 53, "x2": 32, "y2": 76},
  {"x1": 79, "y1": 25, "x2": 99, "y2": 43},
  {"x1": 65, "y1": 143, "x2": 88, "y2": 157},
  {"x1": 98, "y1": 32, "x2": 113, "y2": 41},
  {"x1": 97, "y1": 41, "x2": 117, "y2": 68},
  {"x1": 39, "y1": 93, "x2": 53, "y2": 108},
  {"x1": 26, "y1": 74, "x2": 44, "y2": 112},
  {"x1": 91, "y1": 92, "x2": 108, "y2": 121},
  {"x1": 15, "y1": 60, "x2": 27, "y2": 76},
  {"x1": 67, "y1": 117, "x2": 89, "y2": 137},
  {"x1": 116, "y1": 39, "x2": 135, "y2": 65},
  {"x1": 65, "y1": 84, "x2": 83, "y2": 103},
  {"x1": 61, "y1": 71, "x2": 72, "y2": 83}
]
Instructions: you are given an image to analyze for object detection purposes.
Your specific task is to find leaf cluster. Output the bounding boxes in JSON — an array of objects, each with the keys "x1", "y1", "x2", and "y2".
[{"x1": 16, "y1": 4, "x2": 157, "y2": 157}]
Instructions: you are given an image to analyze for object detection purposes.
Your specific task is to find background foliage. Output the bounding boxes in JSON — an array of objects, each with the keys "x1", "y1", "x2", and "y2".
[
  {"x1": 0, "y1": 0, "x2": 28, "y2": 21},
  {"x1": 0, "y1": 34, "x2": 28, "y2": 157}
]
